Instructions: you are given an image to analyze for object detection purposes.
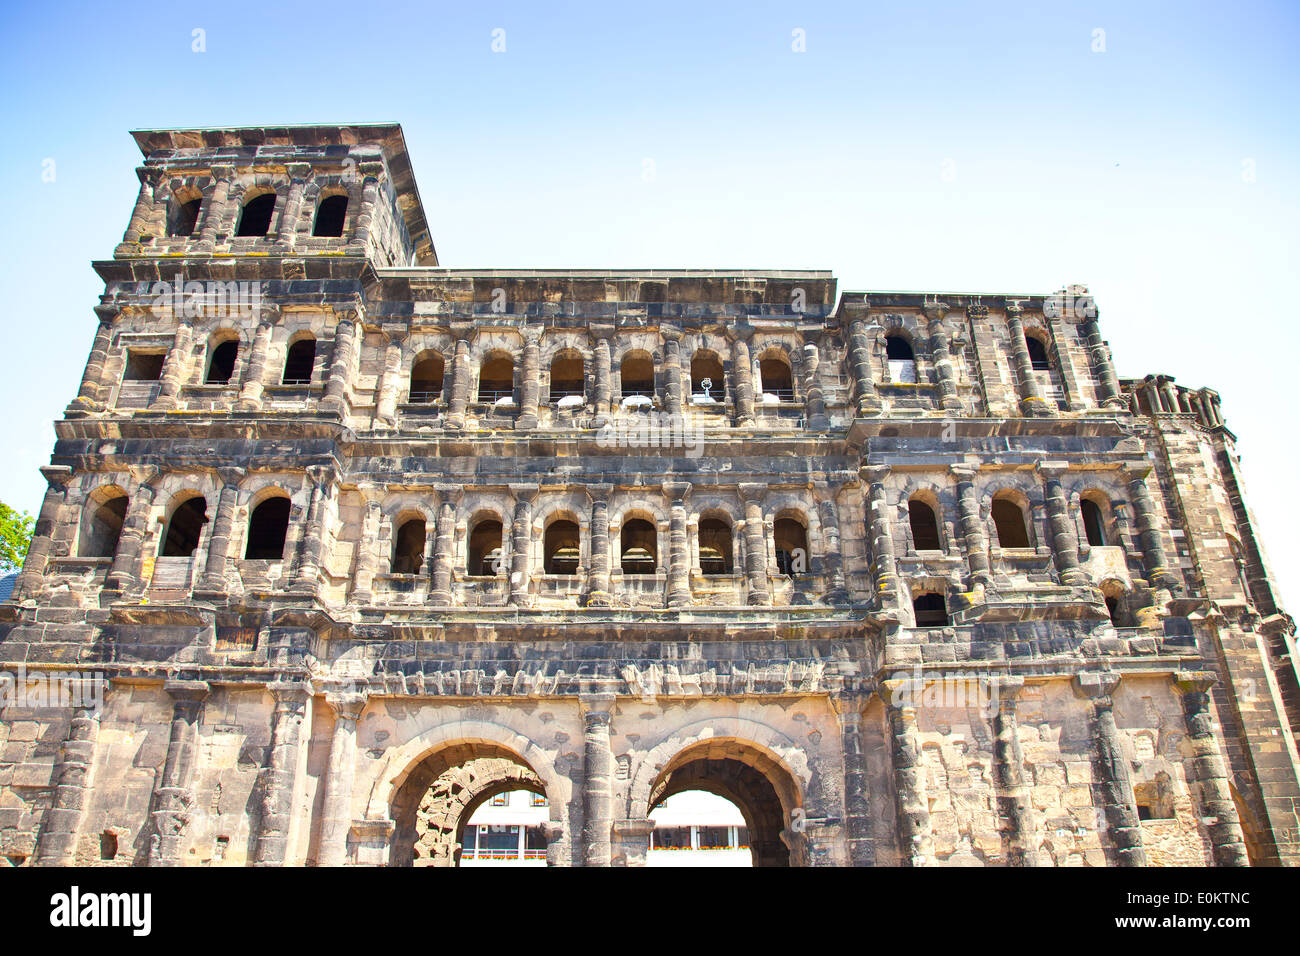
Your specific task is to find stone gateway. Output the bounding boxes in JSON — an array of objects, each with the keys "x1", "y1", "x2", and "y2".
[{"x1": 1, "y1": 124, "x2": 1297, "y2": 867}]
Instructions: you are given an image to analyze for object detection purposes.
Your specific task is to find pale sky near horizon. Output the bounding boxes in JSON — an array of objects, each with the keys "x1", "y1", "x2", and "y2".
[{"x1": 1, "y1": 1, "x2": 1296, "y2": 610}]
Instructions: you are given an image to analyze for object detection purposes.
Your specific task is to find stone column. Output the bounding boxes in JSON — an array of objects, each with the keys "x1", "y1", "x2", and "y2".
[
  {"x1": 586, "y1": 484, "x2": 613, "y2": 607},
  {"x1": 882, "y1": 683, "x2": 933, "y2": 866},
  {"x1": 819, "y1": 496, "x2": 849, "y2": 604},
  {"x1": 195, "y1": 468, "x2": 244, "y2": 594},
  {"x1": 10, "y1": 465, "x2": 74, "y2": 602},
  {"x1": 847, "y1": 315, "x2": 882, "y2": 414},
  {"x1": 1080, "y1": 313, "x2": 1123, "y2": 407},
  {"x1": 802, "y1": 340, "x2": 829, "y2": 428},
  {"x1": 992, "y1": 678, "x2": 1038, "y2": 866},
  {"x1": 581, "y1": 694, "x2": 615, "y2": 867},
  {"x1": 924, "y1": 302, "x2": 962, "y2": 411},
  {"x1": 835, "y1": 694, "x2": 875, "y2": 866},
  {"x1": 69, "y1": 302, "x2": 118, "y2": 411},
  {"x1": 429, "y1": 488, "x2": 459, "y2": 606},
  {"x1": 1005, "y1": 303, "x2": 1049, "y2": 417},
  {"x1": 349, "y1": 486, "x2": 384, "y2": 605},
  {"x1": 591, "y1": 326, "x2": 614, "y2": 425},
  {"x1": 321, "y1": 311, "x2": 359, "y2": 415},
  {"x1": 373, "y1": 334, "x2": 403, "y2": 427},
  {"x1": 508, "y1": 487, "x2": 535, "y2": 607},
  {"x1": 951, "y1": 466, "x2": 992, "y2": 587},
  {"x1": 317, "y1": 691, "x2": 366, "y2": 867},
  {"x1": 104, "y1": 468, "x2": 160, "y2": 594},
  {"x1": 122, "y1": 167, "x2": 163, "y2": 243},
  {"x1": 611, "y1": 819, "x2": 655, "y2": 867},
  {"x1": 1040, "y1": 465, "x2": 1087, "y2": 586},
  {"x1": 662, "y1": 327, "x2": 684, "y2": 420},
  {"x1": 154, "y1": 320, "x2": 194, "y2": 409},
  {"x1": 1124, "y1": 467, "x2": 1181, "y2": 593},
  {"x1": 664, "y1": 482, "x2": 692, "y2": 608},
  {"x1": 1175, "y1": 676, "x2": 1249, "y2": 866},
  {"x1": 729, "y1": 328, "x2": 756, "y2": 425},
  {"x1": 862, "y1": 465, "x2": 900, "y2": 607},
  {"x1": 273, "y1": 164, "x2": 311, "y2": 249},
  {"x1": 33, "y1": 683, "x2": 103, "y2": 865},
  {"x1": 1159, "y1": 375, "x2": 1179, "y2": 414},
  {"x1": 194, "y1": 166, "x2": 233, "y2": 251},
  {"x1": 254, "y1": 681, "x2": 310, "y2": 866},
  {"x1": 445, "y1": 334, "x2": 472, "y2": 428},
  {"x1": 517, "y1": 327, "x2": 542, "y2": 429},
  {"x1": 1076, "y1": 674, "x2": 1146, "y2": 866},
  {"x1": 291, "y1": 466, "x2": 335, "y2": 593},
  {"x1": 738, "y1": 483, "x2": 770, "y2": 605},
  {"x1": 235, "y1": 319, "x2": 275, "y2": 411},
  {"x1": 1200, "y1": 388, "x2": 1223, "y2": 427},
  {"x1": 348, "y1": 163, "x2": 384, "y2": 249},
  {"x1": 147, "y1": 680, "x2": 210, "y2": 867},
  {"x1": 1142, "y1": 375, "x2": 1163, "y2": 415}
]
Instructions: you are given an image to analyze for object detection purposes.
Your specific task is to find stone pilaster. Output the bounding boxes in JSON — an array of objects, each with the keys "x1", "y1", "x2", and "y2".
[
  {"x1": 508, "y1": 487, "x2": 535, "y2": 607},
  {"x1": 33, "y1": 683, "x2": 104, "y2": 866},
  {"x1": 861, "y1": 465, "x2": 900, "y2": 607},
  {"x1": 1005, "y1": 303, "x2": 1050, "y2": 417},
  {"x1": 951, "y1": 465, "x2": 992, "y2": 587},
  {"x1": 273, "y1": 164, "x2": 311, "y2": 249},
  {"x1": 235, "y1": 319, "x2": 274, "y2": 411},
  {"x1": 802, "y1": 339, "x2": 829, "y2": 428},
  {"x1": 924, "y1": 302, "x2": 962, "y2": 411},
  {"x1": 147, "y1": 680, "x2": 210, "y2": 867},
  {"x1": 68, "y1": 302, "x2": 118, "y2": 412},
  {"x1": 195, "y1": 468, "x2": 244, "y2": 594},
  {"x1": 818, "y1": 496, "x2": 849, "y2": 604},
  {"x1": 882, "y1": 683, "x2": 933, "y2": 866},
  {"x1": 122, "y1": 166, "x2": 164, "y2": 243},
  {"x1": 847, "y1": 315, "x2": 882, "y2": 414},
  {"x1": 1124, "y1": 466, "x2": 1181, "y2": 593},
  {"x1": 834, "y1": 694, "x2": 875, "y2": 866},
  {"x1": 991, "y1": 678, "x2": 1038, "y2": 866},
  {"x1": 11, "y1": 465, "x2": 74, "y2": 602},
  {"x1": 739, "y1": 483, "x2": 770, "y2": 605},
  {"x1": 1175, "y1": 675, "x2": 1250, "y2": 866},
  {"x1": 348, "y1": 163, "x2": 383, "y2": 249},
  {"x1": 662, "y1": 327, "x2": 685, "y2": 420},
  {"x1": 104, "y1": 467, "x2": 160, "y2": 594},
  {"x1": 194, "y1": 166, "x2": 233, "y2": 251},
  {"x1": 664, "y1": 482, "x2": 692, "y2": 608},
  {"x1": 580, "y1": 694, "x2": 614, "y2": 867},
  {"x1": 290, "y1": 466, "x2": 335, "y2": 594},
  {"x1": 1040, "y1": 465, "x2": 1087, "y2": 586},
  {"x1": 153, "y1": 320, "x2": 194, "y2": 409},
  {"x1": 429, "y1": 487, "x2": 459, "y2": 606},
  {"x1": 373, "y1": 334, "x2": 403, "y2": 427},
  {"x1": 517, "y1": 327, "x2": 541, "y2": 430},
  {"x1": 1076, "y1": 674, "x2": 1147, "y2": 866},
  {"x1": 591, "y1": 326, "x2": 614, "y2": 425},
  {"x1": 585, "y1": 484, "x2": 613, "y2": 607},
  {"x1": 321, "y1": 312, "x2": 358, "y2": 414},
  {"x1": 254, "y1": 681, "x2": 310, "y2": 866},
  {"x1": 1080, "y1": 313, "x2": 1123, "y2": 407},
  {"x1": 729, "y1": 328, "x2": 756, "y2": 425},
  {"x1": 611, "y1": 819, "x2": 655, "y2": 867},
  {"x1": 317, "y1": 691, "x2": 366, "y2": 867},
  {"x1": 445, "y1": 333, "x2": 472, "y2": 428}
]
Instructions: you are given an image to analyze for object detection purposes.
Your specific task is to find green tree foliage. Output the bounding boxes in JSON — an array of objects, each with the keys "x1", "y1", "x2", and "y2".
[{"x1": 0, "y1": 500, "x2": 34, "y2": 574}]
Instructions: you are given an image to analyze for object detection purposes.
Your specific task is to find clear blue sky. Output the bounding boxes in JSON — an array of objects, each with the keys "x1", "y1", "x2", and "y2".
[{"x1": 1, "y1": 0, "x2": 1297, "y2": 608}]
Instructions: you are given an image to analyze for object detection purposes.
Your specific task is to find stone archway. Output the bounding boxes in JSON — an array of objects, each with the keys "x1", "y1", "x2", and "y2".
[{"x1": 413, "y1": 757, "x2": 545, "y2": 867}]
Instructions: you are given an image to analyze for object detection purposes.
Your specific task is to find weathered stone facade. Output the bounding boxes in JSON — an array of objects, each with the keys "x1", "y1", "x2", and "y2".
[{"x1": 1, "y1": 124, "x2": 1297, "y2": 867}]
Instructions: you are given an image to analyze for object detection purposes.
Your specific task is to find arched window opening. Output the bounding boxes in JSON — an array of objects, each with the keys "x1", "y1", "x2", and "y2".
[
  {"x1": 99, "y1": 832, "x2": 118, "y2": 861},
  {"x1": 549, "y1": 350, "x2": 585, "y2": 401},
  {"x1": 245, "y1": 497, "x2": 290, "y2": 560},
  {"x1": 124, "y1": 351, "x2": 165, "y2": 382},
  {"x1": 478, "y1": 355, "x2": 514, "y2": 403},
  {"x1": 621, "y1": 518, "x2": 657, "y2": 575},
  {"x1": 698, "y1": 517, "x2": 733, "y2": 574},
  {"x1": 205, "y1": 340, "x2": 239, "y2": 385},
  {"x1": 909, "y1": 499, "x2": 942, "y2": 551},
  {"x1": 169, "y1": 197, "x2": 202, "y2": 238},
  {"x1": 621, "y1": 351, "x2": 654, "y2": 398},
  {"x1": 913, "y1": 592, "x2": 949, "y2": 627},
  {"x1": 162, "y1": 497, "x2": 207, "y2": 558},
  {"x1": 774, "y1": 517, "x2": 808, "y2": 576},
  {"x1": 886, "y1": 334, "x2": 917, "y2": 383},
  {"x1": 391, "y1": 518, "x2": 426, "y2": 575},
  {"x1": 1026, "y1": 336, "x2": 1052, "y2": 371},
  {"x1": 992, "y1": 497, "x2": 1031, "y2": 549},
  {"x1": 1134, "y1": 773, "x2": 1176, "y2": 821},
  {"x1": 468, "y1": 520, "x2": 503, "y2": 576},
  {"x1": 690, "y1": 352, "x2": 724, "y2": 402},
  {"x1": 282, "y1": 338, "x2": 316, "y2": 385},
  {"x1": 544, "y1": 520, "x2": 581, "y2": 574},
  {"x1": 759, "y1": 356, "x2": 793, "y2": 402},
  {"x1": 409, "y1": 352, "x2": 445, "y2": 403},
  {"x1": 235, "y1": 193, "x2": 277, "y2": 238},
  {"x1": 1105, "y1": 595, "x2": 1122, "y2": 624},
  {"x1": 1081, "y1": 497, "x2": 1107, "y2": 547},
  {"x1": 312, "y1": 195, "x2": 348, "y2": 238},
  {"x1": 81, "y1": 493, "x2": 128, "y2": 558}
]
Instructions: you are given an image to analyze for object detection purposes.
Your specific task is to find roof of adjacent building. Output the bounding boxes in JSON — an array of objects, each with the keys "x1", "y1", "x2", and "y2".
[{"x1": 0, "y1": 572, "x2": 17, "y2": 603}]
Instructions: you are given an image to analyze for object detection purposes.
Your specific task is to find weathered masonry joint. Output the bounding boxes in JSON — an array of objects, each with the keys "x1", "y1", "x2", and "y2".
[{"x1": 1, "y1": 124, "x2": 1297, "y2": 867}]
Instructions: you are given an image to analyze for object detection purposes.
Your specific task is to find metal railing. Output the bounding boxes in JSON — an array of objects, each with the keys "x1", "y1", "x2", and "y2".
[
  {"x1": 477, "y1": 389, "x2": 515, "y2": 403},
  {"x1": 408, "y1": 390, "x2": 441, "y2": 404}
]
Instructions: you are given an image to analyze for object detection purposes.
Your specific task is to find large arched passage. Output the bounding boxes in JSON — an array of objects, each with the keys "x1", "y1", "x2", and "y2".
[
  {"x1": 646, "y1": 739, "x2": 802, "y2": 867},
  {"x1": 389, "y1": 743, "x2": 549, "y2": 867}
]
